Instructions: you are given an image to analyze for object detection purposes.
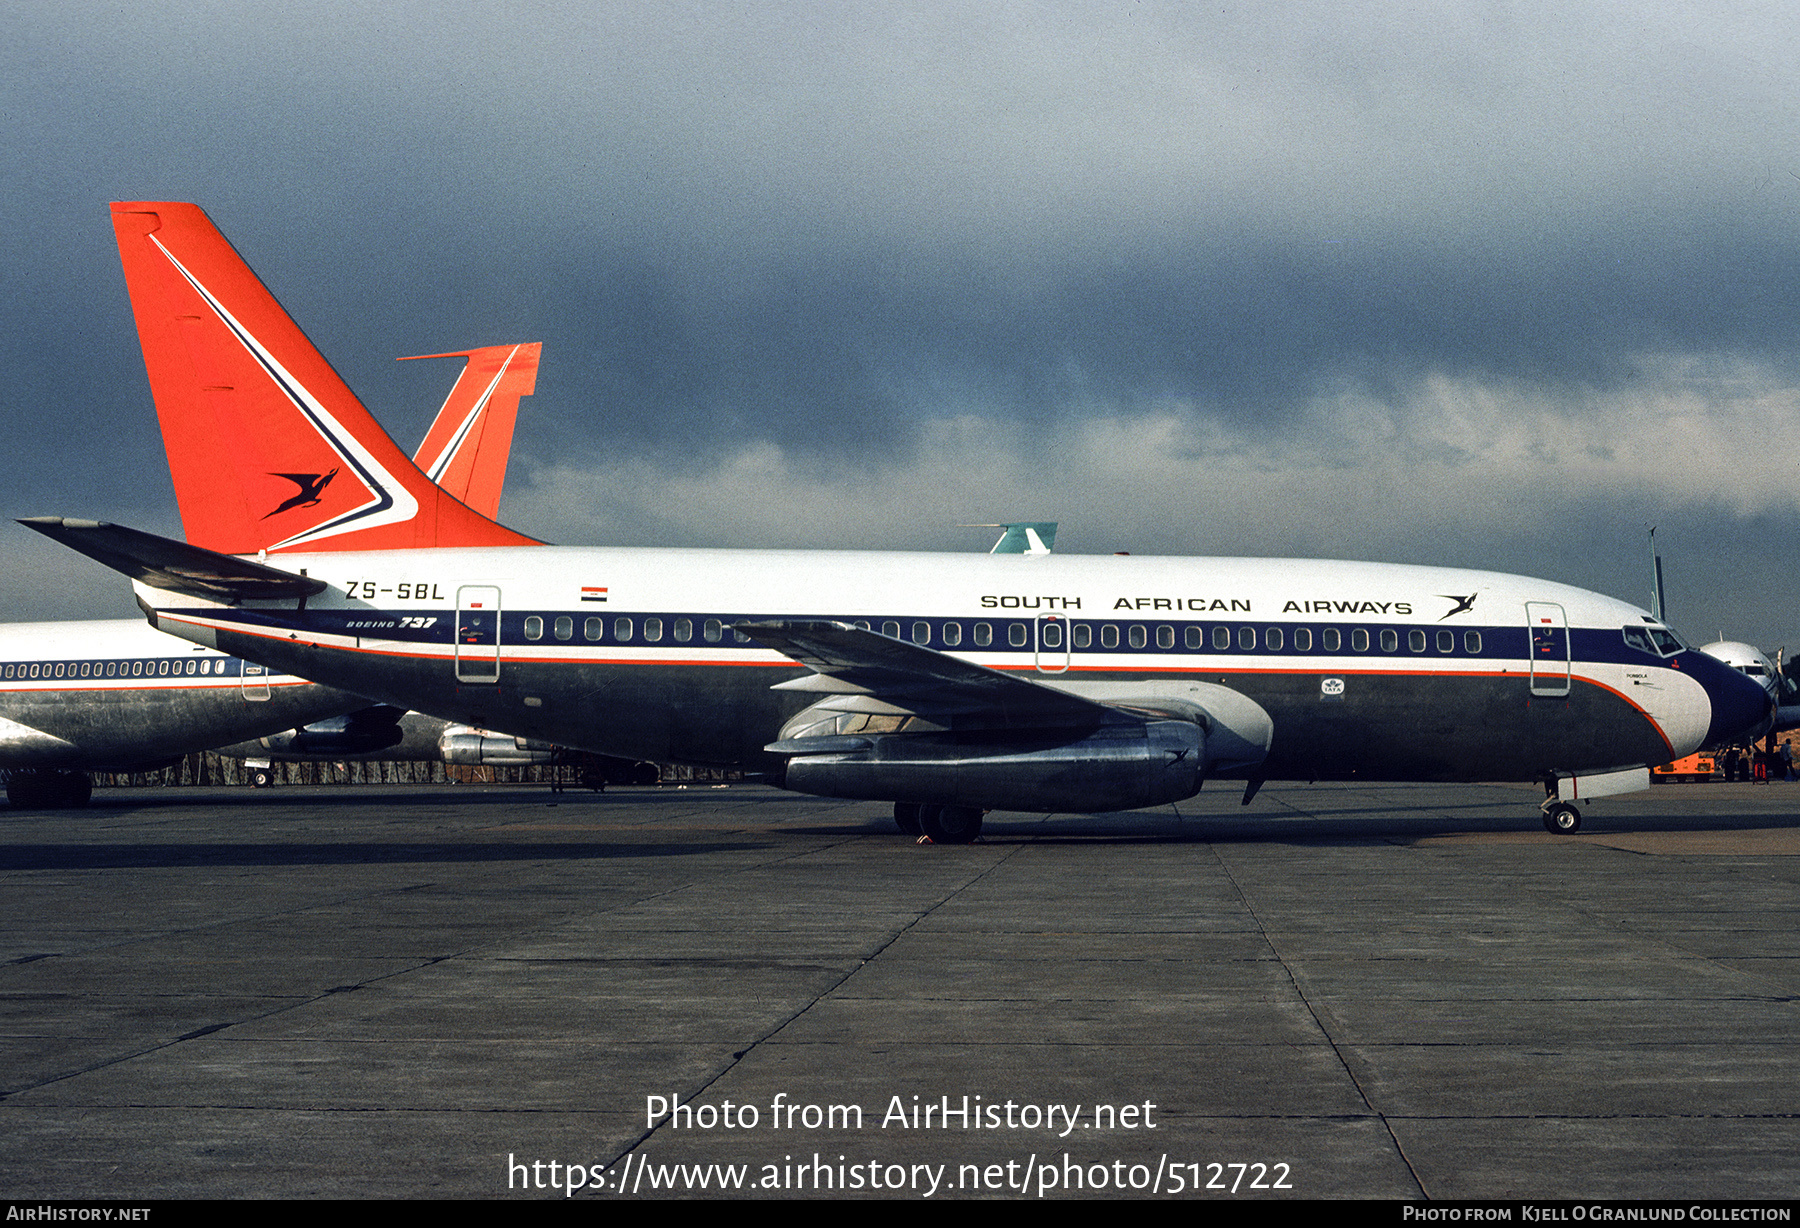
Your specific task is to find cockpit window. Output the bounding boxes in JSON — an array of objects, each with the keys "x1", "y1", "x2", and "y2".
[{"x1": 1624, "y1": 625, "x2": 1687, "y2": 657}]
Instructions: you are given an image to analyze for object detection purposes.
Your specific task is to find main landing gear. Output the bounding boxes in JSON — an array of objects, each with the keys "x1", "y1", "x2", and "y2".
[
  {"x1": 893, "y1": 801, "x2": 984, "y2": 844},
  {"x1": 6, "y1": 769, "x2": 94, "y2": 809}
]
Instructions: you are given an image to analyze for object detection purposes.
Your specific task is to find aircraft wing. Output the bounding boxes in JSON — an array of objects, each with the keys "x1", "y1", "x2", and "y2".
[
  {"x1": 18, "y1": 518, "x2": 325, "y2": 602},
  {"x1": 737, "y1": 619, "x2": 1120, "y2": 729}
]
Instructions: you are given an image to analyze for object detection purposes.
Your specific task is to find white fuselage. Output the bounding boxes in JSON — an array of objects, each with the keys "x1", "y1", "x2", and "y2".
[{"x1": 131, "y1": 547, "x2": 1771, "y2": 788}]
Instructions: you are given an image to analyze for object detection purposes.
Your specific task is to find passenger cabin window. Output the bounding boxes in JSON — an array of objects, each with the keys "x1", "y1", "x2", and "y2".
[
  {"x1": 1185, "y1": 626, "x2": 1201, "y2": 649},
  {"x1": 1409, "y1": 630, "x2": 1426, "y2": 653},
  {"x1": 1351, "y1": 629, "x2": 1370, "y2": 652},
  {"x1": 1009, "y1": 623, "x2": 1028, "y2": 648},
  {"x1": 974, "y1": 623, "x2": 993, "y2": 647},
  {"x1": 644, "y1": 617, "x2": 663, "y2": 642},
  {"x1": 1464, "y1": 630, "x2": 1482, "y2": 654},
  {"x1": 1321, "y1": 629, "x2": 1340, "y2": 652},
  {"x1": 1380, "y1": 629, "x2": 1397, "y2": 652},
  {"x1": 704, "y1": 619, "x2": 722, "y2": 642},
  {"x1": 1041, "y1": 622, "x2": 1063, "y2": 648},
  {"x1": 555, "y1": 616, "x2": 574, "y2": 641},
  {"x1": 1292, "y1": 628, "x2": 1311, "y2": 652},
  {"x1": 1266, "y1": 627, "x2": 1284, "y2": 651},
  {"x1": 1129, "y1": 625, "x2": 1146, "y2": 649},
  {"x1": 1073, "y1": 624, "x2": 1091, "y2": 649},
  {"x1": 1437, "y1": 629, "x2": 1454, "y2": 653},
  {"x1": 882, "y1": 621, "x2": 901, "y2": 639},
  {"x1": 524, "y1": 617, "x2": 544, "y2": 641},
  {"x1": 673, "y1": 618, "x2": 692, "y2": 642},
  {"x1": 1239, "y1": 626, "x2": 1256, "y2": 651},
  {"x1": 586, "y1": 617, "x2": 604, "y2": 641},
  {"x1": 912, "y1": 621, "x2": 930, "y2": 645},
  {"x1": 1157, "y1": 625, "x2": 1174, "y2": 649},
  {"x1": 614, "y1": 617, "x2": 634, "y2": 641},
  {"x1": 1213, "y1": 626, "x2": 1230, "y2": 650},
  {"x1": 1100, "y1": 624, "x2": 1118, "y2": 649}
]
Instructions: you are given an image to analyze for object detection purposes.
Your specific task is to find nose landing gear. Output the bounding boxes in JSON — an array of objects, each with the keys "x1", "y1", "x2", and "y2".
[{"x1": 1540, "y1": 797, "x2": 1582, "y2": 834}]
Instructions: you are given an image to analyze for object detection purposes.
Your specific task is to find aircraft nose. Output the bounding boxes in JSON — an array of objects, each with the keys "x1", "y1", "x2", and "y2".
[{"x1": 1692, "y1": 652, "x2": 1775, "y2": 747}]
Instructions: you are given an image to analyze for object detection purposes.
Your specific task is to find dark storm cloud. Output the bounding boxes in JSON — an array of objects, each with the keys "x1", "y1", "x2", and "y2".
[{"x1": 510, "y1": 219, "x2": 1800, "y2": 464}]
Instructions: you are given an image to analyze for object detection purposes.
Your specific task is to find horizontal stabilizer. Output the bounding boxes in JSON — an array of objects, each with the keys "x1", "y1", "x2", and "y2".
[{"x1": 18, "y1": 517, "x2": 326, "y2": 601}]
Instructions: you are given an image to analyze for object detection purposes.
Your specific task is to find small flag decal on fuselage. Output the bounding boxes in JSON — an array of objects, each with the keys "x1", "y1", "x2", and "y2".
[{"x1": 581, "y1": 587, "x2": 608, "y2": 603}]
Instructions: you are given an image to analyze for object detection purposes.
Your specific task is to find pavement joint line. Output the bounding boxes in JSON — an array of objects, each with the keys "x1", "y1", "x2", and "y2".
[
  {"x1": 1452, "y1": 847, "x2": 1800, "y2": 1004},
  {"x1": 602, "y1": 826, "x2": 1037, "y2": 1174},
  {"x1": 0, "y1": 950, "x2": 470, "y2": 1101},
  {"x1": 0, "y1": 817, "x2": 878, "y2": 1101},
  {"x1": 1208, "y1": 838, "x2": 1430, "y2": 1199},
  {"x1": 0, "y1": 875, "x2": 445, "y2": 961}
]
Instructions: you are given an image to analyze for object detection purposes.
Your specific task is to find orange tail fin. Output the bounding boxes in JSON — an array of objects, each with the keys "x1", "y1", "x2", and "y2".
[
  {"x1": 110, "y1": 201, "x2": 539, "y2": 554},
  {"x1": 403, "y1": 343, "x2": 540, "y2": 522}
]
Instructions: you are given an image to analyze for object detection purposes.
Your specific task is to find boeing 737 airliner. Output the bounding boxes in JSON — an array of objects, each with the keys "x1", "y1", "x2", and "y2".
[{"x1": 28, "y1": 202, "x2": 1773, "y2": 837}]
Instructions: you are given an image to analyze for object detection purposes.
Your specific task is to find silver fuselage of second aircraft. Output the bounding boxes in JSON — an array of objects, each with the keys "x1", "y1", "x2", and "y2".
[
  {"x1": 0, "y1": 619, "x2": 362, "y2": 773},
  {"x1": 129, "y1": 547, "x2": 1771, "y2": 792}
]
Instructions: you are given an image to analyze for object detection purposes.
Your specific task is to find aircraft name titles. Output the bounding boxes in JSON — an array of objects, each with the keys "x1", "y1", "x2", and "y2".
[
  {"x1": 1113, "y1": 597, "x2": 1251, "y2": 612},
  {"x1": 1281, "y1": 600, "x2": 1415, "y2": 615},
  {"x1": 980, "y1": 596, "x2": 1082, "y2": 610}
]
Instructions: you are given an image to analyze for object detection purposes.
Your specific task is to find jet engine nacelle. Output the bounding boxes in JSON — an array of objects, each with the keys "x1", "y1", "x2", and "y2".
[
  {"x1": 260, "y1": 706, "x2": 406, "y2": 755},
  {"x1": 780, "y1": 719, "x2": 1205, "y2": 813},
  {"x1": 438, "y1": 729, "x2": 556, "y2": 766}
]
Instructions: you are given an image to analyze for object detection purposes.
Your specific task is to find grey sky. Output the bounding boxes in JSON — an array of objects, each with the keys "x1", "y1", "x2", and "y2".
[{"x1": 3, "y1": 1, "x2": 1798, "y2": 651}]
